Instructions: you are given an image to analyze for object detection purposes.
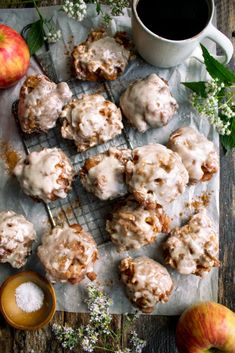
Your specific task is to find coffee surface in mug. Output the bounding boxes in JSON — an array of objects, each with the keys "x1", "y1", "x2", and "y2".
[{"x1": 136, "y1": 0, "x2": 210, "y2": 40}]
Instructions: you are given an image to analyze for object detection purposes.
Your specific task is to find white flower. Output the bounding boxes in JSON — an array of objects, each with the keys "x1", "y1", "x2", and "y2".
[
  {"x1": 129, "y1": 330, "x2": 146, "y2": 353},
  {"x1": 44, "y1": 29, "x2": 62, "y2": 43},
  {"x1": 190, "y1": 78, "x2": 234, "y2": 136},
  {"x1": 53, "y1": 286, "x2": 146, "y2": 353},
  {"x1": 86, "y1": 285, "x2": 112, "y2": 335},
  {"x1": 62, "y1": 0, "x2": 87, "y2": 21},
  {"x1": 52, "y1": 324, "x2": 78, "y2": 350}
]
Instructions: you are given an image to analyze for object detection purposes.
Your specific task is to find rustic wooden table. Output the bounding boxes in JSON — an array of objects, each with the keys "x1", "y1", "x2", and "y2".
[{"x1": 0, "y1": 0, "x2": 234, "y2": 352}]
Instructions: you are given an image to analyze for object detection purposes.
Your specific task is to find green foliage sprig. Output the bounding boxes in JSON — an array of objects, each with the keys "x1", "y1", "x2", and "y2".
[
  {"x1": 23, "y1": 0, "x2": 61, "y2": 55},
  {"x1": 21, "y1": 0, "x2": 129, "y2": 55},
  {"x1": 182, "y1": 45, "x2": 235, "y2": 152},
  {"x1": 52, "y1": 285, "x2": 146, "y2": 353}
]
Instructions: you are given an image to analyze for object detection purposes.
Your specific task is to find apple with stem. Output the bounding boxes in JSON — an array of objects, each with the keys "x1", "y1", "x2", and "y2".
[
  {"x1": 176, "y1": 302, "x2": 235, "y2": 353},
  {"x1": 0, "y1": 24, "x2": 30, "y2": 88}
]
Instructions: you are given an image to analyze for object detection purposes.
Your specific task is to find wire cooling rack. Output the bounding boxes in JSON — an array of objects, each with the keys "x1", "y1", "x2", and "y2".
[{"x1": 12, "y1": 55, "x2": 134, "y2": 246}]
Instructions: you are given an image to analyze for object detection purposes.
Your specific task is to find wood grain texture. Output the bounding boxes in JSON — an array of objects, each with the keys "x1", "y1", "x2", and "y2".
[
  {"x1": 215, "y1": 0, "x2": 235, "y2": 311},
  {"x1": 0, "y1": 0, "x2": 234, "y2": 352}
]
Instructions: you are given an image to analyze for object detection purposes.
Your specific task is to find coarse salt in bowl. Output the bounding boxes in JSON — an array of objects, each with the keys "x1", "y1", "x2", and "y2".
[
  {"x1": 15, "y1": 281, "x2": 45, "y2": 313},
  {"x1": 0, "y1": 271, "x2": 56, "y2": 330}
]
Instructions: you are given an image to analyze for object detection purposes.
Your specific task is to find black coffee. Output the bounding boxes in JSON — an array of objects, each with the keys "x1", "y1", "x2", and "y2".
[{"x1": 136, "y1": 0, "x2": 210, "y2": 40}]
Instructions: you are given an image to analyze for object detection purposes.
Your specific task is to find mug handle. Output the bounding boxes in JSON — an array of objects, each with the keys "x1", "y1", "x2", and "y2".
[{"x1": 191, "y1": 23, "x2": 234, "y2": 64}]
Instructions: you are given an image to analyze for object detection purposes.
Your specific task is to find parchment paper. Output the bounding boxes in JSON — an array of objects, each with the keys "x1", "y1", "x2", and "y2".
[{"x1": 0, "y1": 5, "x2": 219, "y2": 315}]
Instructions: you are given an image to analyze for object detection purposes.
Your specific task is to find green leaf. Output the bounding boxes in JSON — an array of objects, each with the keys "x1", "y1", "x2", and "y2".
[
  {"x1": 26, "y1": 19, "x2": 45, "y2": 56},
  {"x1": 201, "y1": 44, "x2": 235, "y2": 84},
  {"x1": 95, "y1": 0, "x2": 101, "y2": 14},
  {"x1": 220, "y1": 117, "x2": 235, "y2": 152},
  {"x1": 182, "y1": 81, "x2": 207, "y2": 97}
]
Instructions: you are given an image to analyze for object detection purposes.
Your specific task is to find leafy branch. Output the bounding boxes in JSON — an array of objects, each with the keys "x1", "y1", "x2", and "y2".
[
  {"x1": 21, "y1": 0, "x2": 129, "y2": 55},
  {"x1": 52, "y1": 285, "x2": 146, "y2": 353},
  {"x1": 182, "y1": 44, "x2": 235, "y2": 152}
]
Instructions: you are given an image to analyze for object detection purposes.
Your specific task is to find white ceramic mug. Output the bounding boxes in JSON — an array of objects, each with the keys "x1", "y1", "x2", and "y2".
[{"x1": 132, "y1": 0, "x2": 233, "y2": 68}]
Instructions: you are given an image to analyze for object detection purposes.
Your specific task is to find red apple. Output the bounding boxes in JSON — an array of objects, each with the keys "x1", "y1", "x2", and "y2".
[
  {"x1": 176, "y1": 302, "x2": 235, "y2": 353},
  {"x1": 0, "y1": 24, "x2": 30, "y2": 88}
]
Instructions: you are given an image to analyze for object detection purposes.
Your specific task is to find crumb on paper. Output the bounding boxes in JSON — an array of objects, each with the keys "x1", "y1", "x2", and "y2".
[
  {"x1": 95, "y1": 278, "x2": 114, "y2": 288},
  {"x1": 185, "y1": 191, "x2": 213, "y2": 211},
  {"x1": 0, "y1": 140, "x2": 21, "y2": 174}
]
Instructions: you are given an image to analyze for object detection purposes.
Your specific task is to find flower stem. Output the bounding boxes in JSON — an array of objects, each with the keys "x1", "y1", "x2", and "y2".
[
  {"x1": 32, "y1": 0, "x2": 52, "y2": 33},
  {"x1": 33, "y1": 0, "x2": 43, "y2": 21},
  {"x1": 110, "y1": 329, "x2": 119, "y2": 339},
  {"x1": 94, "y1": 346, "x2": 115, "y2": 352}
]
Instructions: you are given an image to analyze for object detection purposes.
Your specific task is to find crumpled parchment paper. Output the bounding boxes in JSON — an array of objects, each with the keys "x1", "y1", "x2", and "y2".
[{"x1": 0, "y1": 5, "x2": 219, "y2": 315}]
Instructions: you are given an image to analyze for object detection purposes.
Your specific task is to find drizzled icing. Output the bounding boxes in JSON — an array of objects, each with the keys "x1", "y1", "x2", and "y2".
[
  {"x1": 37, "y1": 224, "x2": 98, "y2": 284},
  {"x1": 120, "y1": 74, "x2": 178, "y2": 132},
  {"x1": 60, "y1": 94, "x2": 123, "y2": 152},
  {"x1": 126, "y1": 144, "x2": 189, "y2": 208},
  {"x1": 80, "y1": 148, "x2": 131, "y2": 200},
  {"x1": 168, "y1": 126, "x2": 219, "y2": 182},
  {"x1": 18, "y1": 75, "x2": 72, "y2": 133},
  {"x1": 72, "y1": 30, "x2": 131, "y2": 81},
  {"x1": 0, "y1": 210, "x2": 36, "y2": 268},
  {"x1": 164, "y1": 209, "x2": 220, "y2": 276},
  {"x1": 14, "y1": 148, "x2": 75, "y2": 203},
  {"x1": 120, "y1": 256, "x2": 173, "y2": 313},
  {"x1": 106, "y1": 198, "x2": 170, "y2": 251}
]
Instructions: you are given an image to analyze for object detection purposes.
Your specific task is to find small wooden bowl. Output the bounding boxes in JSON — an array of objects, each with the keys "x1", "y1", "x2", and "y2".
[{"x1": 0, "y1": 271, "x2": 56, "y2": 330}]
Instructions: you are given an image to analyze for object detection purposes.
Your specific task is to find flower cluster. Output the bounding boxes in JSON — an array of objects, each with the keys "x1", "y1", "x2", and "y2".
[
  {"x1": 52, "y1": 285, "x2": 146, "y2": 353},
  {"x1": 191, "y1": 78, "x2": 234, "y2": 135},
  {"x1": 129, "y1": 331, "x2": 147, "y2": 353},
  {"x1": 44, "y1": 28, "x2": 62, "y2": 43},
  {"x1": 100, "y1": 0, "x2": 129, "y2": 25},
  {"x1": 77, "y1": 285, "x2": 113, "y2": 352},
  {"x1": 108, "y1": 0, "x2": 130, "y2": 16},
  {"x1": 86, "y1": 285, "x2": 112, "y2": 334},
  {"x1": 26, "y1": 0, "x2": 130, "y2": 55},
  {"x1": 52, "y1": 324, "x2": 79, "y2": 350},
  {"x1": 62, "y1": 0, "x2": 87, "y2": 21},
  {"x1": 78, "y1": 325, "x2": 99, "y2": 353}
]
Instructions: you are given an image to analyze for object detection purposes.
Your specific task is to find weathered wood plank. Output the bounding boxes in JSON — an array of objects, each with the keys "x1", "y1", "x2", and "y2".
[
  {"x1": 215, "y1": 0, "x2": 235, "y2": 311},
  {"x1": 11, "y1": 312, "x2": 64, "y2": 353},
  {"x1": 61, "y1": 313, "x2": 122, "y2": 353},
  {"x1": 122, "y1": 315, "x2": 178, "y2": 353},
  {"x1": 0, "y1": 315, "x2": 13, "y2": 353},
  {"x1": 218, "y1": 149, "x2": 235, "y2": 309}
]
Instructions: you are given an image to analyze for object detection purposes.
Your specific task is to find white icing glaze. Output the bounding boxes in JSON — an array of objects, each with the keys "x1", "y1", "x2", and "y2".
[
  {"x1": 60, "y1": 94, "x2": 123, "y2": 152},
  {"x1": 80, "y1": 148, "x2": 131, "y2": 200},
  {"x1": 37, "y1": 224, "x2": 98, "y2": 284},
  {"x1": 164, "y1": 209, "x2": 220, "y2": 276},
  {"x1": 18, "y1": 75, "x2": 72, "y2": 133},
  {"x1": 14, "y1": 148, "x2": 75, "y2": 203},
  {"x1": 72, "y1": 30, "x2": 131, "y2": 81},
  {"x1": 0, "y1": 210, "x2": 36, "y2": 268},
  {"x1": 120, "y1": 74, "x2": 178, "y2": 132},
  {"x1": 106, "y1": 198, "x2": 170, "y2": 251},
  {"x1": 168, "y1": 127, "x2": 219, "y2": 182},
  {"x1": 126, "y1": 144, "x2": 189, "y2": 208},
  {"x1": 120, "y1": 256, "x2": 173, "y2": 313}
]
